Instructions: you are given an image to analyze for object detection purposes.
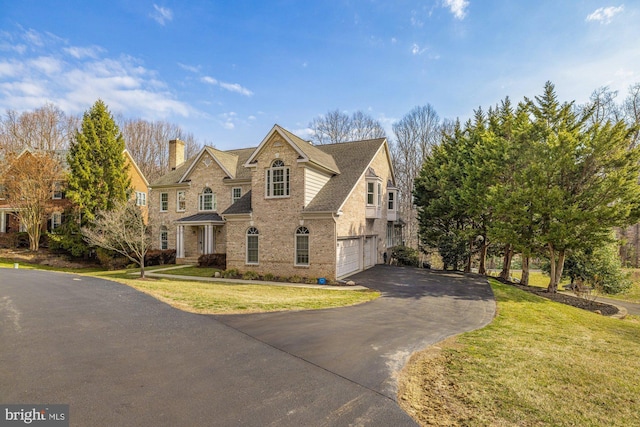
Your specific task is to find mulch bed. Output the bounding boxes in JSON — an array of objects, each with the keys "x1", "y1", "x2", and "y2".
[{"x1": 493, "y1": 277, "x2": 619, "y2": 316}]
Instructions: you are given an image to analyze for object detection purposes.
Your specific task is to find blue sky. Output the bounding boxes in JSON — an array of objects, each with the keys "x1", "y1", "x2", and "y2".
[{"x1": 1, "y1": 1, "x2": 638, "y2": 150}]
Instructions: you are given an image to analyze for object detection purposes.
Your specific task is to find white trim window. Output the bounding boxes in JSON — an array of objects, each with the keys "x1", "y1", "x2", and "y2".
[
  {"x1": 246, "y1": 227, "x2": 259, "y2": 264},
  {"x1": 367, "y1": 182, "x2": 375, "y2": 205},
  {"x1": 160, "y1": 192, "x2": 168, "y2": 212},
  {"x1": 160, "y1": 226, "x2": 168, "y2": 250},
  {"x1": 388, "y1": 191, "x2": 395, "y2": 210},
  {"x1": 232, "y1": 187, "x2": 242, "y2": 203},
  {"x1": 51, "y1": 212, "x2": 62, "y2": 230},
  {"x1": 295, "y1": 226, "x2": 310, "y2": 266},
  {"x1": 199, "y1": 187, "x2": 216, "y2": 211},
  {"x1": 177, "y1": 190, "x2": 186, "y2": 212},
  {"x1": 136, "y1": 191, "x2": 147, "y2": 207},
  {"x1": 52, "y1": 182, "x2": 64, "y2": 200},
  {"x1": 266, "y1": 160, "x2": 290, "y2": 198}
]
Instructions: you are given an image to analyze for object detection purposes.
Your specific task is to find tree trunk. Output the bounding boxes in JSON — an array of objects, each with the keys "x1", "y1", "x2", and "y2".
[
  {"x1": 499, "y1": 244, "x2": 513, "y2": 280},
  {"x1": 547, "y1": 244, "x2": 565, "y2": 293},
  {"x1": 521, "y1": 255, "x2": 530, "y2": 286},
  {"x1": 464, "y1": 237, "x2": 473, "y2": 273},
  {"x1": 478, "y1": 240, "x2": 488, "y2": 275}
]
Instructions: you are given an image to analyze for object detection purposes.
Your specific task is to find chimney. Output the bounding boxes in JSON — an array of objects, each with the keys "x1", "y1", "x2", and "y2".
[{"x1": 169, "y1": 139, "x2": 185, "y2": 171}]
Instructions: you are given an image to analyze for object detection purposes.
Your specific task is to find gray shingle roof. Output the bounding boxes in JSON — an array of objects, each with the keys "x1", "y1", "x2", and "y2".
[
  {"x1": 222, "y1": 190, "x2": 252, "y2": 215},
  {"x1": 303, "y1": 138, "x2": 386, "y2": 212},
  {"x1": 277, "y1": 126, "x2": 340, "y2": 174},
  {"x1": 175, "y1": 212, "x2": 225, "y2": 223}
]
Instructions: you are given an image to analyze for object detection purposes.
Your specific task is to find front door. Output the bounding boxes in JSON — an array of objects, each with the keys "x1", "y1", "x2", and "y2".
[{"x1": 198, "y1": 226, "x2": 205, "y2": 254}]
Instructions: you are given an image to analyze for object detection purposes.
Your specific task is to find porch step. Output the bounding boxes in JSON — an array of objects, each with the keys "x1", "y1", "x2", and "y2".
[{"x1": 176, "y1": 257, "x2": 199, "y2": 265}]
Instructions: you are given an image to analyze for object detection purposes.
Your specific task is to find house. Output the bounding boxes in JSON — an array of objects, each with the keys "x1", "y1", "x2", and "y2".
[
  {"x1": 0, "y1": 148, "x2": 149, "y2": 241},
  {"x1": 149, "y1": 125, "x2": 402, "y2": 280}
]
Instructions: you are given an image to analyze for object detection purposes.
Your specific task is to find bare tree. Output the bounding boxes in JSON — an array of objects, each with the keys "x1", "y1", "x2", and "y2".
[
  {"x1": 0, "y1": 104, "x2": 79, "y2": 155},
  {"x1": 120, "y1": 118, "x2": 201, "y2": 181},
  {"x1": 308, "y1": 109, "x2": 386, "y2": 144},
  {"x1": 2, "y1": 150, "x2": 65, "y2": 251},
  {"x1": 580, "y1": 86, "x2": 622, "y2": 126},
  {"x1": 391, "y1": 104, "x2": 441, "y2": 248},
  {"x1": 82, "y1": 199, "x2": 151, "y2": 278},
  {"x1": 623, "y1": 83, "x2": 640, "y2": 147}
]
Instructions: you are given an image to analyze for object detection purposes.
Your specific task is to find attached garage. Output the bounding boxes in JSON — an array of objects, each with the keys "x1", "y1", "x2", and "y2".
[
  {"x1": 336, "y1": 238, "x2": 361, "y2": 278},
  {"x1": 363, "y1": 236, "x2": 376, "y2": 268}
]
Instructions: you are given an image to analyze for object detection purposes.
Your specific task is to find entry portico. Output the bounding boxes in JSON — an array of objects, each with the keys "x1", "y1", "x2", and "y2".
[{"x1": 174, "y1": 213, "x2": 225, "y2": 259}]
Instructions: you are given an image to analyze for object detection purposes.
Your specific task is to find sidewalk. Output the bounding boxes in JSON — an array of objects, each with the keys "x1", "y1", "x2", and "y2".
[{"x1": 136, "y1": 265, "x2": 369, "y2": 291}]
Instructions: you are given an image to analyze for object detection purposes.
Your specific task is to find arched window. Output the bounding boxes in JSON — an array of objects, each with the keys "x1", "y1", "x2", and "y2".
[
  {"x1": 160, "y1": 226, "x2": 168, "y2": 250},
  {"x1": 266, "y1": 159, "x2": 290, "y2": 197},
  {"x1": 199, "y1": 187, "x2": 216, "y2": 211},
  {"x1": 295, "y1": 226, "x2": 309, "y2": 266},
  {"x1": 246, "y1": 227, "x2": 259, "y2": 264}
]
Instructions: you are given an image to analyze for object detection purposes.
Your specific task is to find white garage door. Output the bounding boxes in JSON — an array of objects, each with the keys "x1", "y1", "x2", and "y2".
[
  {"x1": 337, "y1": 238, "x2": 360, "y2": 278},
  {"x1": 364, "y1": 236, "x2": 376, "y2": 268}
]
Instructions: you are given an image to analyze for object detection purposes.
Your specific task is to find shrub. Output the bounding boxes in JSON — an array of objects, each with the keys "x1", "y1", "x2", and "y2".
[
  {"x1": 145, "y1": 249, "x2": 177, "y2": 266},
  {"x1": 242, "y1": 270, "x2": 260, "y2": 280},
  {"x1": 391, "y1": 245, "x2": 419, "y2": 267},
  {"x1": 305, "y1": 277, "x2": 317, "y2": 285},
  {"x1": 198, "y1": 253, "x2": 226, "y2": 269},
  {"x1": 262, "y1": 273, "x2": 275, "y2": 281},
  {"x1": 222, "y1": 268, "x2": 240, "y2": 278},
  {"x1": 289, "y1": 275, "x2": 303, "y2": 283},
  {"x1": 95, "y1": 248, "x2": 128, "y2": 270}
]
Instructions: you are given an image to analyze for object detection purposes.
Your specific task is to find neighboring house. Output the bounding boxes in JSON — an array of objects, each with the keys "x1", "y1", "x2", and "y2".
[
  {"x1": 149, "y1": 125, "x2": 402, "y2": 280},
  {"x1": 0, "y1": 148, "x2": 149, "y2": 239}
]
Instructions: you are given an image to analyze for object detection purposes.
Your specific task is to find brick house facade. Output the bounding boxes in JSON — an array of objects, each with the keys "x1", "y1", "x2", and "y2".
[
  {"x1": 149, "y1": 125, "x2": 401, "y2": 280},
  {"x1": 0, "y1": 149, "x2": 149, "y2": 241}
]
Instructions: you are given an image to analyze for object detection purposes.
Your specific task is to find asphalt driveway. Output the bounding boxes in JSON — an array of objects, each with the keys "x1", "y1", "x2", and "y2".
[{"x1": 0, "y1": 266, "x2": 495, "y2": 426}]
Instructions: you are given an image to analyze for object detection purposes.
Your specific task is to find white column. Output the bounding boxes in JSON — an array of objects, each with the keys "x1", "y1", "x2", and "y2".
[
  {"x1": 177, "y1": 225, "x2": 184, "y2": 258},
  {"x1": 206, "y1": 225, "x2": 214, "y2": 254},
  {"x1": 0, "y1": 212, "x2": 5, "y2": 233}
]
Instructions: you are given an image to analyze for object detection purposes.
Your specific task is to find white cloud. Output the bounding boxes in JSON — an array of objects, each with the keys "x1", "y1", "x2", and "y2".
[
  {"x1": 219, "y1": 82, "x2": 253, "y2": 97},
  {"x1": 411, "y1": 43, "x2": 428, "y2": 55},
  {"x1": 64, "y1": 46, "x2": 104, "y2": 59},
  {"x1": 0, "y1": 28, "x2": 191, "y2": 120},
  {"x1": 178, "y1": 62, "x2": 200, "y2": 73},
  {"x1": 201, "y1": 76, "x2": 218, "y2": 85},
  {"x1": 443, "y1": 0, "x2": 469, "y2": 20},
  {"x1": 151, "y1": 4, "x2": 173, "y2": 26},
  {"x1": 586, "y1": 5, "x2": 624, "y2": 24}
]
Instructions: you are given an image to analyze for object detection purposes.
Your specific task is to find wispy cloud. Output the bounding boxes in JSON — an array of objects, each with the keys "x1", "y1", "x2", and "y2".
[
  {"x1": 151, "y1": 4, "x2": 173, "y2": 26},
  {"x1": 586, "y1": 5, "x2": 624, "y2": 24},
  {"x1": 0, "y1": 28, "x2": 190, "y2": 118},
  {"x1": 219, "y1": 82, "x2": 253, "y2": 96},
  {"x1": 178, "y1": 62, "x2": 200, "y2": 73},
  {"x1": 198, "y1": 75, "x2": 253, "y2": 96},
  {"x1": 443, "y1": 0, "x2": 469, "y2": 20}
]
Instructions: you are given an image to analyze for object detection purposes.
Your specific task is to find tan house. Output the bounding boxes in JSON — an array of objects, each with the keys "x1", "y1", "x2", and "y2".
[
  {"x1": 0, "y1": 148, "x2": 149, "y2": 239},
  {"x1": 149, "y1": 125, "x2": 401, "y2": 280}
]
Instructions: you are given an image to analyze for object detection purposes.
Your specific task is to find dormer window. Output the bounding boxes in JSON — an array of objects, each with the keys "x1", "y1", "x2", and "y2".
[
  {"x1": 199, "y1": 187, "x2": 216, "y2": 211},
  {"x1": 266, "y1": 159, "x2": 290, "y2": 198}
]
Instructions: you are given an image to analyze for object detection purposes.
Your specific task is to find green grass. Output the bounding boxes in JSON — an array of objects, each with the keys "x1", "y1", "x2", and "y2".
[
  {"x1": 154, "y1": 266, "x2": 222, "y2": 277},
  {"x1": 101, "y1": 274, "x2": 379, "y2": 314},
  {"x1": 1, "y1": 259, "x2": 378, "y2": 314},
  {"x1": 399, "y1": 279, "x2": 640, "y2": 426}
]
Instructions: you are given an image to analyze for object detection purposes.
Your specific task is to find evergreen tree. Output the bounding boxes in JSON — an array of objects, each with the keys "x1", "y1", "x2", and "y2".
[{"x1": 56, "y1": 100, "x2": 130, "y2": 256}]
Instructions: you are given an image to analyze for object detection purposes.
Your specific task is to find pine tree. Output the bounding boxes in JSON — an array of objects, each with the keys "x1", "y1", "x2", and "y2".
[{"x1": 56, "y1": 100, "x2": 130, "y2": 256}]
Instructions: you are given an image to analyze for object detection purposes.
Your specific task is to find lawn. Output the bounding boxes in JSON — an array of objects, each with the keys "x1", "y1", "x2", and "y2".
[
  {"x1": 1, "y1": 259, "x2": 379, "y2": 314},
  {"x1": 398, "y1": 279, "x2": 640, "y2": 426}
]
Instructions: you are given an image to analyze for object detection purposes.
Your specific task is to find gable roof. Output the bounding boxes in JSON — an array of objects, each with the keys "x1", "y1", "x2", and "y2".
[
  {"x1": 304, "y1": 138, "x2": 388, "y2": 212},
  {"x1": 222, "y1": 190, "x2": 252, "y2": 215},
  {"x1": 244, "y1": 125, "x2": 340, "y2": 175},
  {"x1": 151, "y1": 146, "x2": 256, "y2": 187}
]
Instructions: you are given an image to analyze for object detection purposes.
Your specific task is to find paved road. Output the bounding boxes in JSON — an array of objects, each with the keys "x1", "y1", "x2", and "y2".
[
  {"x1": 592, "y1": 295, "x2": 640, "y2": 316},
  {"x1": 0, "y1": 266, "x2": 495, "y2": 426}
]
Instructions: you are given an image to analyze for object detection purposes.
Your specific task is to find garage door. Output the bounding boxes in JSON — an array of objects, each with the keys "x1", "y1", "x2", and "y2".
[
  {"x1": 337, "y1": 238, "x2": 360, "y2": 278},
  {"x1": 364, "y1": 236, "x2": 376, "y2": 268}
]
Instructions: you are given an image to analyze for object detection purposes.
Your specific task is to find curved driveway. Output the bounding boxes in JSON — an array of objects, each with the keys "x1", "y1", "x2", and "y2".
[{"x1": 0, "y1": 266, "x2": 494, "y2": 426}]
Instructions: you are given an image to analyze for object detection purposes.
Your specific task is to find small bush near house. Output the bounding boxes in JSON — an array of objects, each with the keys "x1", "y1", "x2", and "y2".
[
  {"x1": 242, "y1": 270, "x2": 259, "y2": 280},
  {"x1": 289, "y1": 275, "x2": 303, "y2": 283},
  {"x1": 391, "y1": 245, "x2": 419, "y2": 267},
  {"x1": 198, "y1": 253, "x2": 226, "y2": 269},
  {"x1": 96, "y1": 248, "x2": 128, "y2": 270},
  {"x1": 262, "y1": 273, "x2": 275, "y2": 281},
  {"x1": 145, "y1": 249, "x2": 177, "y2": 266},
  {"x1": 222, "y1": 268, "x2": 240, "y2": 278},
  {"x1": 305, "y1": 277, "x2": 317, "y2": 285}
]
